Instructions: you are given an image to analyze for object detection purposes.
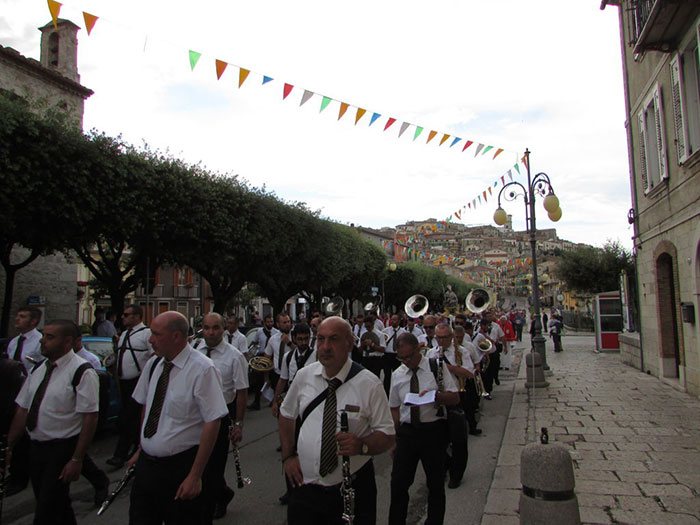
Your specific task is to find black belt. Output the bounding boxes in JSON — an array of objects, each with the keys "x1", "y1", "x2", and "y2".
[
  {"x1": 141, "y1": 446, "x2": 197, "y2": 465},
  {"x1": 31, "y1": 435, "x2": 79, "y2": 447}
]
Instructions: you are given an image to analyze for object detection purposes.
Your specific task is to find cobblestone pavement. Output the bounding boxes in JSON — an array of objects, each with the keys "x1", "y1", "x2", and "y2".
[{"x1": 482, "y1": 335, "x2": 700, "y2": 525}]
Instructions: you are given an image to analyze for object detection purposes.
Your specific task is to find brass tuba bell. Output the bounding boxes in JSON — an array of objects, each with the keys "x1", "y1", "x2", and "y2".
[
  {"x1": 404, "y1": 294, "x2": 429, "y2": 318},
  {"x1": 325, "y1": 296, "x2": 344, "y2": 316},
  {"x1": 465, "y1": 288, "x2": 494, "y2": 314}
]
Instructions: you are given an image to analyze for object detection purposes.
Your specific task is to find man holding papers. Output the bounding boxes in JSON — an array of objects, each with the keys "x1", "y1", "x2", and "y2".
[{"x1": 388, "y1": 332, "x2": 459, "y2": 525}]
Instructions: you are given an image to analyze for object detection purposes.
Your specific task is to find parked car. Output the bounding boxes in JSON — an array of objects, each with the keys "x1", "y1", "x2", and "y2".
[{"x1": 81, "y1": 336, "x2": 120, "y2": 427}]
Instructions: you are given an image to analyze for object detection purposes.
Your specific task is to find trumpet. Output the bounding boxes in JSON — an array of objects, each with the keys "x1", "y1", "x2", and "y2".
[{"x1": 248, "y1": 355, "x2": 274, "y2": 372}]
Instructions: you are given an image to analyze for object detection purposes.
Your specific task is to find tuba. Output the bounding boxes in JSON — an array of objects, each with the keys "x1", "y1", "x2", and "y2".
[
  {"x1": 465, "y1": 288, "x2": 494, "y2": 314},
  {"x1": 364, "y1": 296, "x2": 382, "y2": 315},
  {"x1": 325, "y1": 296, "x2": 344, "y2": 316},
  {"x1": 404, "y1": 294, "x2": 429, "y2": 318},
  {"x1": 248, "y1": 355, "x2": 274, "y2": 372}
]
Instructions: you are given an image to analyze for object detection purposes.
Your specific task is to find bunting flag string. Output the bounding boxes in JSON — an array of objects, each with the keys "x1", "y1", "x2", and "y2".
[{"x1": 45, "y1": 0, "x2": 521, "y2": 163}]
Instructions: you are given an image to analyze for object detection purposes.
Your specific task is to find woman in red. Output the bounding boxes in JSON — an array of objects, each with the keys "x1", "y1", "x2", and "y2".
[{"x1": 499, "y1": 315, "x2": 516, "y2": 370}]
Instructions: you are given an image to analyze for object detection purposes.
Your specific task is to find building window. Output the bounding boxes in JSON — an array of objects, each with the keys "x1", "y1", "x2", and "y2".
[
  {"x1": 670, "y1": 22, "x2": 700, "y2": 164},
  {"x1": 637, "y1": 83, "x2": 668, "y2": 193}
]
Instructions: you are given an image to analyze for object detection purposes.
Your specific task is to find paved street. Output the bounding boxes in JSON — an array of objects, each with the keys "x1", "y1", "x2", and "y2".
[
  {"x1": 482, "y1": 335, "x2": 700, "y2": 525},
  {"x1": 2, "y1": 344, "x2": 525, "y2": 525}
]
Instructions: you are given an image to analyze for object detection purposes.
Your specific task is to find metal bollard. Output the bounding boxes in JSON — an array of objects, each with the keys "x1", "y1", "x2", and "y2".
[
  {"x1": 524, "y1": 351, "x2": 548, "y2": 388},
  {"x1": 519, "y1": 438, "x2": 581, "y2": 525}
]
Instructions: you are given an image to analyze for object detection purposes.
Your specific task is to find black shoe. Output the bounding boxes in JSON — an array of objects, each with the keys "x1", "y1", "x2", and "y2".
[
  {"x1": 247, "y1": 402, "x2": 260, "y2": 411},
  {"x1": 213, "y1": 487, "x2": 235, "y2": 519},
  {"x1": 469, "y1": 428, "x2": 483, "y2": 436},
  {"x1": 4, "y1": 481, "x2": 28, "y2": 497},
  {"x1": 94, "y1": 482, "x2": 109, "y2": 506},
  {"x1": 494, "y1": 377, "x2": 500, "y2": 385},
  {"x1": 447, "y1": 478, "x2": 461, "y2": 489},
  {"x1": 279, "y1": 491, "x2": 289, "y2": 505},
  {"x1": 106, "y1": 456, "x2": 125, "y2": 468}
]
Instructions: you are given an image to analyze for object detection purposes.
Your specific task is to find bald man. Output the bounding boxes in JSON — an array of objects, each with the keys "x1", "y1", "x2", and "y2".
[{"x1": 127, "y1": 312, "x2": 228, "y2": 525}]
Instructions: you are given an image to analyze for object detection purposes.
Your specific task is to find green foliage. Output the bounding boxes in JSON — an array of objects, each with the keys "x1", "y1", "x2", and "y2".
[{"x1": 554, "y1": 241, "x2": 634, "y2": 294}]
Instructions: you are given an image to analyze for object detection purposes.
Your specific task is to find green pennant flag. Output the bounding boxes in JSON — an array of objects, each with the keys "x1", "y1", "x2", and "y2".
[
  {"x1": 189, "y1": 50, "x2": 201, "y2": 71},
  {"x1": 413, "y1": 126, "x2": 424, "y2": 141},
  {"x1": 320, "y1": 96, "x2": 332, "y2": 113},
  {"x1": 514, "y1": 164, "x2": 521, "y2": 174}
]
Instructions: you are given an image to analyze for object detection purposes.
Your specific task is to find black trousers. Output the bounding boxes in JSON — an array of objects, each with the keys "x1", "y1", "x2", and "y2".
[
  {"x1": 552, "y1": 333, "x2": 563, "y2": 352},
  {"x1": 82, "y1": 453, "x2": 109, "y2": 490},
  {"x1": 389, "y1": 421, "x2": 449, "y2": 525},
  {"x1": 9, "y1": 431, "x2": 30, "y2": 486},
  {"x1": 249, "y1": 369, "x2": 264, "y2": 405},
  {"x1": 362, "y1": 356, "x2": 383, "y2": 379},
  {"x1": 382, "y1": 354, "x2": 400, "y2": 395},
  {"x1": 482, "y1": 353, "x2": 501, "y2": 394},
  {"x1": 463, "y1": 381, "x2": 479, "y2": 432},
  {"x1": 445, "y1": 409, "x2": 468, "y2": 483},
  {"x1": 130, "y1": 447, "x2": 207, "y2": 525},
  {"x1": 201, "y1": 402, "x2": 237, "y2": 523},
  {"x1": 29, "y1": 436, "x2": 79, "y2": 525},
  {"x1": 114, "y1": 377, "x2": 141, "y2": 459},
  {"x1": 288, "y1": 460, "x2": 376, "y2": 525}
]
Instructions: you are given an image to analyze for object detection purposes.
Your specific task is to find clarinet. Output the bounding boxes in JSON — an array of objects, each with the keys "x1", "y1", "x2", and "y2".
[
  {"x1": 230, "y1": 422, "x2": 251, "y2": 488},
  {"x1": 339, "y1": 411, "x2": 355, "y2": 525},
  {"x1": 97, "y1": 466, "x2": 135, "y2": 516},
  {"x1": 436, "y1": 354, "x2": 445, "y2": 417},
  {"x1": 0, "y1": 435, "x2": 7, "y2": 525}
]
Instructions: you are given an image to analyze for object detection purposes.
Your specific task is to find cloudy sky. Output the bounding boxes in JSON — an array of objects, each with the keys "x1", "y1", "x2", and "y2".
[{"x1": 1, "y1": 0, "x2": 633, "y2": 248}]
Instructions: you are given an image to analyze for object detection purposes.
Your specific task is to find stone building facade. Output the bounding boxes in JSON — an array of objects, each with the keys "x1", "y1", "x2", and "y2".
[
  {"x1": 602, "y1": 1, "x2": 700, "y2": 396},
  {"x1": 0, "y1": 19, "x2": 92, "y2": 334}
]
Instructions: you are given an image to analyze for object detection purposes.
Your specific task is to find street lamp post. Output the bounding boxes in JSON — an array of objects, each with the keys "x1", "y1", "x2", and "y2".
[{"x1": 493, "y1": 150, "x2": 562, "y2": 371}]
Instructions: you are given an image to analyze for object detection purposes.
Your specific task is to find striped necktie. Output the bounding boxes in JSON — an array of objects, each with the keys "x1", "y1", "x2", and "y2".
[
  {"x1": 143, "y1": 361, "x2": 173, "y2": 438},
  {"x1": 319, "y1": 378, "x2": 342, "y2": 476}
]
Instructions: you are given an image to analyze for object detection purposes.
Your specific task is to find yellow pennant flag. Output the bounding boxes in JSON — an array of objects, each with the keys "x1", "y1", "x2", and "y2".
[
  {"x1": 338, "y1": 102, "x2": 349, "y2": 120},
  {"x1": 82, "y1": 12, "x2": 98, "y2": 35},
  {"x1": 239, "y1": 68, "x2": 250, "y2": 88},
  {"x1": 47, "y1": 0, "x2": 62, "y2": 29},
  {"x1": 355, "y1": 108, "x2": 366, "y2": 125},
  {"x1": 439, "y1": 134, "x2": 450, "y2": 146}
]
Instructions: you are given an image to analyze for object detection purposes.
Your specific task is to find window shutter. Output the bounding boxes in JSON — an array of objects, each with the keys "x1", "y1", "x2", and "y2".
[
  {"x1": 652, "y1": 84, "x2": 668, "y2": 181},
  {"x1": 669, "y1": 54, "x2": 687, "y2": 163},
  {"x1": 638, "y1": 110, "x2": 649, "y2": 193}
]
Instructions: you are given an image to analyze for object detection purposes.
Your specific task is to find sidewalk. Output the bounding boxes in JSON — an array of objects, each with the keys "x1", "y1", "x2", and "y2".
[{"x1": 481, "y1": 335, "x2": 700, "y2": 525}]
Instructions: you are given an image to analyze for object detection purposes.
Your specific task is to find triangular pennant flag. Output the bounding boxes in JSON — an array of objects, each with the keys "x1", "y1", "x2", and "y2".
[
  {"x1": 215, "y1": 60, "x2": 228, "y2": 80},
  {"x1": 83, "y1": 12, "x2": 98, "y2": 35},
  {"x1": 450, "y1": 137, "x2": 462, "y2": 147},
  {"x1": 501, "y1": 175, "x2": 505, "y2": 184},
  {"x1": 439, "y1": 134, "x2": 450, "y2": 146},
  {"x1": 468, "y1": 203, "x2": 471, "y2": 209},
  {"x1": 300, "y1": 90, "x2": 314, "y2": 106},
  {"x1": 426, "y1": 130, "x2": 438, "y2": 144},
  {"x1": 398, "y1": 122, "x2": 410, "y2": 137},
  {"x1": 239, "y1": 68, "x2": 250, "y2": 88},
  {"x1": 494, "y1": 180, "x2": 498, "y2": 187},
  {"x1": 483, "y1": 191, "x2": 487, "y2": 200},
  {"x1": 488, "y1": 186, "x2": 493, "y2": 195},
  {"x1": 514, "y1": 164, "x2": 521, "y2": 174},
  {"x1": 355, "y1": 108, "x2": 367, "y2": 125},
  {"x1": 338, "y1": 102, "x2": 349, "y2": 120},
  {"x1": 493, "y1": 148, "x2": 504, "y2": 159},
  {"x1": 482, "y1": 145, "x2": 494, "y2": 155},
  {"x1": 521, "y1": 155, "x2": 529, "y2": 169},
  {"x1": 462, "y1": 140, "x2": 473, "y2": 152},
  {"x1": 508, "y1": 170, "x2": 513, "y2": 181},
  {"x1": 320, "y1": 96, "x2": 332, "y2": 112},
  {"x1": 384, "y1": 118, "x2": 396, "y2": 131},
  {"x1": 47, "y1": 0, "x2": 62, "y2": 29},
  {"x1": 283, "y1": 83, "x2": 294, "y2": 99},
  {"x1": 188, "y1": 50, "x2": 201, "y2": 71},
  {"x1": 455, "y1": 211, "x2": 461, "y2": 220},
  {"x1": 369, "y1": 112, "x2": 381, "y2": 126},
  {"x1": 262, "y1": 76, "x2": 273, "y2": 85},
  {"x1": 414, "y1": 126, "x2": 424, "y2": 141},
  {"x1": 474, "y1": 143, "x2": 485, "y2": 156}
]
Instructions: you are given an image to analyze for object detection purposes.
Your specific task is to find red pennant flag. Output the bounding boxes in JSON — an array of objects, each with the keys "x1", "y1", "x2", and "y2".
[
  {"x1": 215, "y1": 60, "x2": 228, "y2": 80},
  {"x1": 283, "y1": 83, "x2": 294, "y2": 99},
  {"x1": 501, "y1": 175, "x2": 505, "y2": 184},
  {"x1": 338, "y1": 102, "x2": 349, "y2": 120},
  {"x1": 462, "y1": 140, "x2": 473, "y2": 152},
  {"x1": 83, "y1": 12, "x2": 98, "y2": 35},
  {"x1": 426, "y1": 130, "x2": 437, "y2": 144},
  {"x1": 384, "y1": 118, "x2": 396, "y2": 131}
]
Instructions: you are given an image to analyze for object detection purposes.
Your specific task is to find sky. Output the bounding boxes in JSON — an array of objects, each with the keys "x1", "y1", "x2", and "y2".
[{"x1": 1, "y1": 0, "x2": 634, "y2": 248}]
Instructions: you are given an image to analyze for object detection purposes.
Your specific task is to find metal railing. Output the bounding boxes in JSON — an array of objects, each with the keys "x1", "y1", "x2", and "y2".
[{"x1": 628, "y1": 0, "x2": 656, "y2": 47}]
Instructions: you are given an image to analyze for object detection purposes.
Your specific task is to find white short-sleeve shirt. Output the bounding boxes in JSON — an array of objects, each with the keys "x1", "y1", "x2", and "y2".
[
  {"x1": 280, "y1": 347, "x2": 317, "y2": 383},
  {"x1": 132, "y1": 345, "x2": 228, "y2": 457},
  {"x1": 196, "y1": 340, "x2": 249, "y2": 405},
  {"x1": 116, "y1": 323, "x2": 153, "y2": 380},
  {"x1": 7, "y1": 328, "x2": 42, "y2": 374},
  {"x1": 382, "y1": 327, "x2": 406, "y2": 354},
  {"x1": 389, "y1": 356, "x2": 457, "y2": 425},
  {"x1": 427, "y1": 344, "x2": 475, "y2": 376},
  {"x1": 264, "y1": 332, "x2": 293, "y2": 374},
  {"x1": 226, "y1": 330, "x2": 248, "y2": 356},
  {"x1": 16, "y1": 351, "x2": 99, "y2": 441},
  {"x1": 280, "y1": 359, "x2": 394, "y2": 487},
  {"x1": 417, "y1": 333, "x2": 439, "y2": 352},
  {"x1": 357, "y1": 327, "x2": 387, "y2": 357},
  {"x1": 76, "y1": 347, "x2": 102, "y2": 369}
]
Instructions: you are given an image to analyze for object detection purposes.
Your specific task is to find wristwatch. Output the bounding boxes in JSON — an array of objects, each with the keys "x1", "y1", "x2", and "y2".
[{"x1": 361, "y1": 442, "x2": 369, "y2": 455}]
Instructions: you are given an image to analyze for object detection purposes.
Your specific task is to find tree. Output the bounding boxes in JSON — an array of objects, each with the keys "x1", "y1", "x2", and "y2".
[{"x1": 554, "y1": 241, "x2": 634, "y2": 294}]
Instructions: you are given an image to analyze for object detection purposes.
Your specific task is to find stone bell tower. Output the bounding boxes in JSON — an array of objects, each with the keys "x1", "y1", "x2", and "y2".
[{"x1": 39, "y1": 19, "x2": 80, "y2": 83}]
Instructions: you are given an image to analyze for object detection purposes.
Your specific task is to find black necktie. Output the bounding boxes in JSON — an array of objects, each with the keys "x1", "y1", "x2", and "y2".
[
  {"x1": 26, "y1": 361, "x2": 57, "y2": 431},
  {"x1": 410, "y1": 369, "x2": 420, "y2": 425},
  {"x1": 117, "y1": 329, "x2": 132, "y2": 377},
  {"x1": 205, "y1": 346, "x2": 212, "y2": 358},
  {"x1": 277, "y1": 338, "x2": 286, "y2": 371},
  {"x1": 427, "y1": 335, "x2": 433, "y2": 347},
  {"x1": 13, "y1": 335, "x2": 25, "y2": 362},
  {"x1": 143, "y1": 361, "x2": 173, "y2": 438},
  {"x1": 319, "y1": 378, "x2": 342, "y2": 476}
]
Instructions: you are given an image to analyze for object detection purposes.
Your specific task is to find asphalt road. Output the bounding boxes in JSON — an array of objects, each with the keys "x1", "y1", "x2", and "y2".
[{"x1": 2, "y1": 347, "x2": 523, "y2": 525}]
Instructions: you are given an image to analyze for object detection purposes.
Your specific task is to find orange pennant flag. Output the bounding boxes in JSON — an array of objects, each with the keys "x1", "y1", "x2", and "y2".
[
  {"x1": 239, "y1": 68, "x2": 250, "y2": 88},
  {"x1": 215, "y1": 60, "x2": 228, "y2": 80},
  {"x1": 338, "y1": 102, "x2": 349, "y2": 120},
  {"x1": 355, "y1": 108, "x2": 366, "y2": 125},
  {"x1": 83, "y1": 12, "x2": 98, "y2": 35},
  {"x1": 47, "y1": 0, "x2": 62, "y2": 29},
  {"x1": 493, "y1": 148, "x2": 504, "y2": 159},
  {"x1": 427, "y1": 130, "x2": 437, "y2": 144},
  {"x1": 439, "y1": 134, "x2": 450, "y2": 146}
]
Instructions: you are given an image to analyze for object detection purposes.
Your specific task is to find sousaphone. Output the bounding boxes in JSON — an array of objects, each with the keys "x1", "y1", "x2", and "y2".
[{"x1": 404, "y1": 294, "x2": 429, "y2": 318}]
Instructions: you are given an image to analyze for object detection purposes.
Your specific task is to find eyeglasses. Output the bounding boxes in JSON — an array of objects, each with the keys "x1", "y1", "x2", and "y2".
[
  {"x1": 423, "y1": 325, "x2": 436, "y2": 329},
  {"x1": 397, "y1": 352, "x2": 419, "y2": 362}
]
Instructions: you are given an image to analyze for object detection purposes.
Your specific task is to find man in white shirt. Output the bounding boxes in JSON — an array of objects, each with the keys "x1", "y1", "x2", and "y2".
[
  {"x1": 6, "y1": 306, "x2": 43, "y2": 373},
  {"x1": 108, "y1": 304, "x2": 153, "y2": 468},
  {"x1": 455, "y1": 324, "x2": 483, "y2": 436},
  {"x1": 358, "y1": 316, "x2": 387, "y2": 379},
  {"x1": 273, "y1": 324, "x2": 316, "y2": 418},
  {"x1": 264, "y1": 313, "x2": 295, "y2": 392},
  {"x1": 7, "y1": 319, "x2": 99, "y2": 525},
  {"x1": 248, "y1": 315, "x2": 278, "y2": 411},
  {"x1": 197, "y1": 313, "x2": 249, "y2": 520},
  {"x1": 280, "y1": 317, "x2": 394, "y2": 524},
  {"x1": 224, "y1": 316, "x2": 248, "y2": 356},
  {"x1": 127, "y1": 311, "x2": 228, "y2": 524},
  {"x1": 406, "y1": 317, "x2": 423, "y2": 338},
  {"x1": 480, "y1": 316, "x2": 505, "y2": 399},
  {"x1": 309, "y1": 316, "x2": 321, "y2": 352},
  {"x1": 382, "y1": 314, "x2": 406, "y2": 394},
  {"x1": 389, "y1": 332, "x2": 459, "y2": 525},
  {"x1": 417, "y1": 315, "x2": 439, "y2": 353}
]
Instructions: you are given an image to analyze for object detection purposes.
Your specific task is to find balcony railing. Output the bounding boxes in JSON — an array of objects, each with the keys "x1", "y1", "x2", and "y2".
[{"x1": 628, "y1": 0, "x2": 700, "y2": 54}]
